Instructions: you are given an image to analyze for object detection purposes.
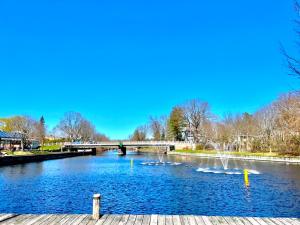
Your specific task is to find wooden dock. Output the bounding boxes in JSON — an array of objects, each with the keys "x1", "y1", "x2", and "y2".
[{"x1": 0, "y1": 214, "x2": 299, "y2": 225}]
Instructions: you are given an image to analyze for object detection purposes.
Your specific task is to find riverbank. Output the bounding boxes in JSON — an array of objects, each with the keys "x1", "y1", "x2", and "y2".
[
  {"x1": 168, "y1": 151, "x2": 300, "y2": 164},
  {"x1": 0, "y1": 151, "x2": 94, "y2": 166}
]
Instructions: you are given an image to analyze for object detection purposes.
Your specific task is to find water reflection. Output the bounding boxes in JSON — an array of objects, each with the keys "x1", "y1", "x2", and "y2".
[{"x1": 0, "y1": 163, "x2": 44, "y2": 180}]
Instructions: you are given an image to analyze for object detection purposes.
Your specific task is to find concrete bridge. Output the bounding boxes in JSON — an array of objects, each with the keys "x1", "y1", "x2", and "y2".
[{"x1": 63, "y1": 141, "x2": 194, "y2": 155}]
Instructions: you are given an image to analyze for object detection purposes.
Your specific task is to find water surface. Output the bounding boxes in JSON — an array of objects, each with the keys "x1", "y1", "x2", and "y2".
[{"x1": 0, "y1": 151, "x2": 299, "y2": 217}]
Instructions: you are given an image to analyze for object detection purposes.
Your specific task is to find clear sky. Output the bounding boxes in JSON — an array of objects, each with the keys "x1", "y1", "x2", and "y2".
[{"x1": 0, "y1": 0, "x2": 298, "y2": 139}]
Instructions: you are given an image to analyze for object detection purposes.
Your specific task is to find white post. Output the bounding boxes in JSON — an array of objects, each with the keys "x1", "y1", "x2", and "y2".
[{"x1": 92, "y1": 194, "x2": 101, "y2": 220}]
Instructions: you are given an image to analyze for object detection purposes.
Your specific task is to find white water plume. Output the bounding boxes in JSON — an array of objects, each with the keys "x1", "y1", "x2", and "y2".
[
  {"x1": 157, "y1": 149, "x2": 164, "y2": 163},
  {"x1": 211, "y1": 142, "x2": 230, "y2": 170}
]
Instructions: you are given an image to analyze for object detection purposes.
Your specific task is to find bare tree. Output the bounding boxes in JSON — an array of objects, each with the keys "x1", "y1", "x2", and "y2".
[
  {"x1": 149, "y1": 116, "x2": 167, "y2": 141},
  {"x1": 275, "y1": 92, "x2": 300, "y2": 145},
  {"x1": 255, "y1": 104, "x2": 278, "y2": 152},
  {"x1": 130, "y1": 125, "x2": 148, "y2": 141},
  {"x1": 282, "y1": 1, "x2": 300, "y2": 78},
  {"x1": 79, "y1": 119, "x2": 96, "y2": 142},
  {"x1": 182, "y1": 99, "x2": 212, "y2": 143},
  {"x1": 57, "y1": 112, "x2": 100, "y2": 142},
  {"x1": 57, "y1": 112, "x2": 84, "y2": 141},
  {"x1": 94, "y1": 133, "x2": 110, "y2": 142}
]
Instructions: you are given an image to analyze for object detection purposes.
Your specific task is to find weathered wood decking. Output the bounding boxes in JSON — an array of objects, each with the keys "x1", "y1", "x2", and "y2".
[{"x1": 0, "y1": 214, "x2": 299, "y2": 225}]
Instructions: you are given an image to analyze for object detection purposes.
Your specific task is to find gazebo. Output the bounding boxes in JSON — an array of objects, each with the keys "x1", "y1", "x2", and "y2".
[{"x1": 0, "y1": 131, "x2": 23, "y2": 151}]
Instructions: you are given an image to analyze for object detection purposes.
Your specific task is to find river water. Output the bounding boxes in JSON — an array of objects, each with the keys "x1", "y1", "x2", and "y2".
[{"x1": 0, "y1": 151, "x2": 299, "y2": 217}]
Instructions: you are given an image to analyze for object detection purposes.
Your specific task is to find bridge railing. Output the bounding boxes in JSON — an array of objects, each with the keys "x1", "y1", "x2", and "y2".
[{"x1": 63, "y1": 141, "x2": 193, "y2": 146}]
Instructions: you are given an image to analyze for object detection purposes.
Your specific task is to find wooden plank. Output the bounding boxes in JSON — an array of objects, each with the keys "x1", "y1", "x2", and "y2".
[
  {"x1": 275, "y1": 219, "x2": 292, "y2": 225},
  {"x1": 94, "y1": 215, "x2": 109, "y2": 225},
  {"x1": 79, "y1": 215, "x2": 94, "y2": 225},
  {"x1": 35, "y1": 214, "x2": 59, "y2": 225},
  {"x1": 135, "y1": 215, "x2": 144, "y2": 225},
  {"x1": 202, "y1": 216, "x2": 214, "y2": 225},
  {"x1": 21, "y1": 214, "x2": 47, "y2": 225},
  {"x1": 150, "y1": 215, "x2": 158, "y2": 225},
  {"x1": 1, "y1": 214, "x2": 32, "y2": 225},
  {"x1": 260, "y1": 218, "x2": 279, "y2": 225},
  {"x1": 110, "y1": 215, "x2": 123, "y2": 225},
  {"x1": 204, "y1": 217, "x2": 216, "y2": 225},
  {"x1": 166, "y1": 216, "x2": 173, "y2": 225},
  {"x1": 143, "y1": 215, "x2": 151, "y2": 225},
  {"x1": 211, "y1": 216, "x2": 229, "y2": 225},
  {"x1": 231, "y1": 217, "x2": 246, "y2": 225},
  {"x1": 235, "y1": 217, "x2": 252, "y2": 225},
  {"x1": 252, "y1": 218, "x2": 270, "y2": 225},
  {"x1": 194, "y1": 216, "x2": 206, "y2": 225},
  {"x1": 180, "y1": 216, "x2": 190, "y2": 225},
  {"x1": 223, "y1": 216, "x2": 240, "y2": 225},
  {"x1": 21, "y1": 214, "x2": 46, "y2": 225},
  {"x1": 242, "y1": 218, "x2": 258, "y2": 225},
  {"x1": 187, "y1": 216, "x2": 197, "y2": 225},
  {"x1": 87, "y1": 216, "x2": 100, "y2": 225},
  {"x1": 173, "y1": 215, "x2": 182, "y2": 225},
  {"x1": 0, "y1": 214, "x2": 16, "y2": 222},
  {"x1": 0, "y1": 215, "x2": 18, "y2": 225},
  {"x1": 36, "y1": 215, "x2": 60, "y2": 225},
  {"x1": 102, "y1": 215, "x2": 118, "y2": 225},
  {"x1": 17, "y1": 214, "x2": 36, "y2": 224},
  {"x1": 158, "y1": 216, "x2": 166, "y2": 225},
  {"x1": 118, "y1": 215, "x2": 130, "y2": 225},
  {"x1": 48, "y1": 214, "x2": 70, "y2": 225},
  {"x1": 58, "y1": 215, "x2": 75, "y2": 225},
  {"x1": 31, "y1": 214, "x2": 54, "y2": 225},
  {"x1": 62, "y1": 215, "x2": 81, "y2": 225},
  {"x1": 126, "y1": 215, "x2": 137, "y2": 225},
  {"x1": 285, "y1": 218, "x2": 300, "y2": 225},
  {"x1": 69, "y1": 215, "x2": 89, "y2": 225},
  {"x1": 268, "y1": 219, "x2": 285, "y2": 225},
  {"x1": 277, "y1": 218, "x2": 298, "y2": 225}
]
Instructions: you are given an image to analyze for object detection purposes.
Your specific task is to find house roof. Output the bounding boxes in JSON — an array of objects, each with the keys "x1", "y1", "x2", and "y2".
[{"x1": 0, "y1": 131, "x2": 22, "y2": 141}]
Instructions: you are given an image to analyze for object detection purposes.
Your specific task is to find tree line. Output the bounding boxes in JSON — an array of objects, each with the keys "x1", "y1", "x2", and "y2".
[
  {"x1": 130, "y1": 92, "x2": 300, "y2": 155},
  {"x1": 0, "y1": 112, "x2": 109, "y2": 148}
]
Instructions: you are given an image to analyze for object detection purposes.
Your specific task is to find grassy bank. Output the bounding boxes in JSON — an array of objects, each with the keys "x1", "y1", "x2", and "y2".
[
  {"x1": 174, "y1": 149, "x2": 283, "y2": 157},
  {"x1": 40, "y1": 144, "x2": 62, "y2": 151},
  {"x1": 137, "y1": 147, "x2": 162, "y2": 153},
  {"x1": 2, "y1": 145, "x2": 62, "y2": 156},
  {"x1": 2, "y1": 150, "x2": 51, "y2": 156}
]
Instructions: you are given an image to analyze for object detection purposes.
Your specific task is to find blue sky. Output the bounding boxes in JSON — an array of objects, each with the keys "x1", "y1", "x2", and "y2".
[{"x1": 0, "y1": 0, "x2": 298, "y2": 139}]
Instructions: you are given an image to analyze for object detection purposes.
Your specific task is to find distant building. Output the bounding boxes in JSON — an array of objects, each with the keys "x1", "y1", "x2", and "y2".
[{"x1": 0, "y1": 131, "x2": 23, "y2": 151}]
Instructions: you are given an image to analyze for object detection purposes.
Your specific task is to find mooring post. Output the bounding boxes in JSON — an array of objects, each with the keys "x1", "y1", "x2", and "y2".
[{"x1": 92, "y1": 194, "x2": 101, "y2": 220}]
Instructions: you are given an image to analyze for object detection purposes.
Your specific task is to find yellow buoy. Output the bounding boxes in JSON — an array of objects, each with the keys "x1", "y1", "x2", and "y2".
[
  {"x1": 244, "y1": 169, "x2": 250, "y2": 187},
  {"x1": 130, "y1": 159, "x2": 134, "y2": 168}
]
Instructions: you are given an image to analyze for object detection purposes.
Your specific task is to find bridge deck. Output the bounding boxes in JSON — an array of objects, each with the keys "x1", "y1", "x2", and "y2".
[{"x1": 0, "y1": 214, "x2": 298, "y2": 225}]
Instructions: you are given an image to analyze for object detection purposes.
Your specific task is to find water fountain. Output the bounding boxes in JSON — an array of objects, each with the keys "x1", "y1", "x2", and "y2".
[
  {"x1": 196, "y1": 142, "x2": 260, "y2": 175},
  {"x1": 216, "y1": 143, "x2": 231, "y2": 170},
  {"x1": 141, "y1": 148, "x2": 182, "y2": 166},
  {"x1": 157, "y1": 148, "x2": 164, "y2": 164}
]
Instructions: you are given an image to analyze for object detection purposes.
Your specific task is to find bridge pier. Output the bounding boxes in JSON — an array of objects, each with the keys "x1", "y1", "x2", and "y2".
[{"x1": 119, "y1": 146, "x2": 126, "y2": 155}]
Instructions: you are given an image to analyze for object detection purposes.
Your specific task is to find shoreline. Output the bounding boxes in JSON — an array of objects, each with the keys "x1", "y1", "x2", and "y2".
[
  {"x1": 0, "y1": 151, "x2": 94, "y2": 166},
  {"x1": 168, "y1": 151, "x2": 300, "y2": 164}
]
